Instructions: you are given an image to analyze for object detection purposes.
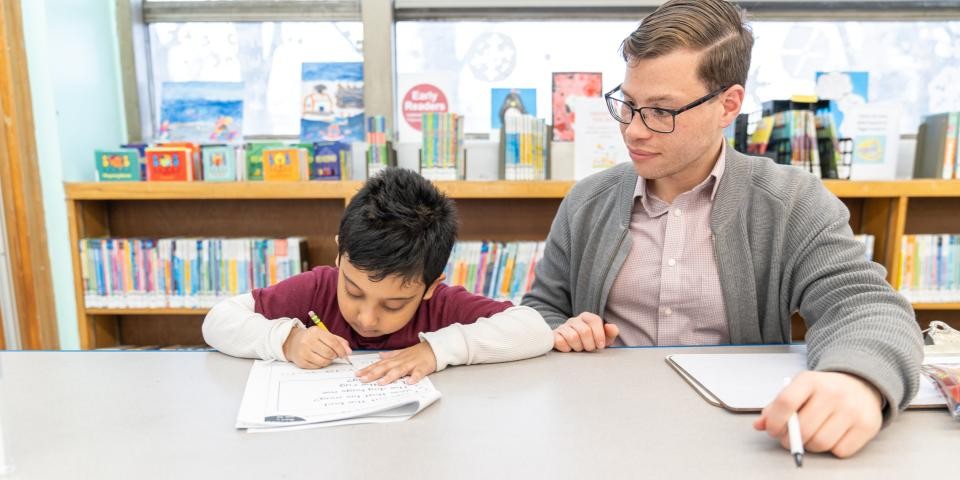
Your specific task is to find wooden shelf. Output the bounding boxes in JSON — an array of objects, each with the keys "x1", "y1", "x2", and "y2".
[
  {"x1": 64, "y1": 180, "x2": 577, "y2": 200},
  {"x1": 911, "y1": 303, "x2": 960, "y2": 311},
  {"x1": 65, "y1": 178, "x2": 960, "y2": 348},
  {"x1": 85, "y1": 308, "x2": 209, "y2": 316},
  {"x1": 64, "y1": 181, "x2": 362, "y2": 200},
  {"x1": 823, "y1": 179, "x2": 960, "y2": 198},
  {"x1": 64, "y1": 179, "x2": 960, "y2": 201}
]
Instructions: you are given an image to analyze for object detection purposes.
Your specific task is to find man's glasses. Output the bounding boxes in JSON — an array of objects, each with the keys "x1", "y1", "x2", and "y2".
[{"x1": 604, "y1": 84, "x2": 729, "y2": 134}]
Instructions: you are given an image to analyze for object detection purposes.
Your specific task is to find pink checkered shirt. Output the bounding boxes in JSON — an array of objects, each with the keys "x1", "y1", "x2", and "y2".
[{"x1": 604, "y1": 146, "x2": 729, "y2": 346}]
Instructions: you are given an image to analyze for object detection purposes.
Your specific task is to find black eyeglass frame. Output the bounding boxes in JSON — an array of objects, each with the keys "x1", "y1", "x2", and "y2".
[{"x1": 603, "y1": 84, "x2": 730, "y2": 133}]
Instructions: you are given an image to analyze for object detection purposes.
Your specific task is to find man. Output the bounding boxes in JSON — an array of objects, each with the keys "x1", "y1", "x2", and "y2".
[{"x1": 522, "y1": 0, "x2": 922, "y2": 459}]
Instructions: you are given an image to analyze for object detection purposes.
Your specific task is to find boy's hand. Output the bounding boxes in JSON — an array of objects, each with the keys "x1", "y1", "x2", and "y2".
[
  {"x1": 553, "y1": 312, "x2": 619, "y2": 352},
  {"x1": 355, "y1": 341, "x2": 437, "y2": 385},
  {"x1": 282, "y1": 325, "x2": 352, "y2": 369},
  {"x1": 753, "y1": 371, "x2": 883, "y2": 458}
]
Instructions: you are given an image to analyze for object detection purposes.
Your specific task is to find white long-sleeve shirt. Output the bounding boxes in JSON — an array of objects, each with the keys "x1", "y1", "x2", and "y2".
[{"x1": 202, "y1": 293, "x2": 553, "y2": 371}]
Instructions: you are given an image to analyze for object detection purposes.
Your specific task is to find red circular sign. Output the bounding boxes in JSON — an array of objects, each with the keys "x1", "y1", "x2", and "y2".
[{"x1": 401, "y1": 84, "x2": 448, "y2": 131}]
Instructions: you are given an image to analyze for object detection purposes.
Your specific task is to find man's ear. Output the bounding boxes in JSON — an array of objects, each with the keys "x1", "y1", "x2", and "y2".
[
  {"x1": 422, "y1": 273, "x2": 446, "y2": 301},
  {"x1": 718, "y1": 84, "x2": 745, "y2": 129}
]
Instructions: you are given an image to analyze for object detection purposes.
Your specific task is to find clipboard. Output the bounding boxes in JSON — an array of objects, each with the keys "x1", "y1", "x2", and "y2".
[{"x1": 666, "y1": 351, "x2": 958, "y2": 412}]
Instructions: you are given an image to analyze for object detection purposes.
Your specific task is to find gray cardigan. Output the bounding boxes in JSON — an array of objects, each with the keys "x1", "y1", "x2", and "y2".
[{"x1": 522, "y1": 148, "x2": 923, "y2": 416}]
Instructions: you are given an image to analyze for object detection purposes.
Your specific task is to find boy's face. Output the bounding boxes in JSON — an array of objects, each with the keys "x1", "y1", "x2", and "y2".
[
  {"x1": 335, "y1": 255, "x2": 443, "y2": 338},
  {"x1": 618, "y1": 48, "x2": 742, "y2": 182}
]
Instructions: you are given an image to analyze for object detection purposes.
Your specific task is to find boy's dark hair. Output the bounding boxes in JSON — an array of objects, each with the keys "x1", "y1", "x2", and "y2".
[{"x1": 339, "y1": 168, "x2": 458, "y2": 287}]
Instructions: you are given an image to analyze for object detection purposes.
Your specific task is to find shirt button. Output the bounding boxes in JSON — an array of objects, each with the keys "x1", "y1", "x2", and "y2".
[
  {"x1": 667, "y1": 258, "x2": 676, "y2": 267},
  {"x1": 673, "y1": 210, "x2": 682, "y2": 217},
  {"x1": 664, "y1": 307, "x2": 673, "y2": 315}
]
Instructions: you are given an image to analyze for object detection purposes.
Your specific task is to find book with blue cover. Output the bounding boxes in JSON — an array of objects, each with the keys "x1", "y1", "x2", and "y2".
[{"x1": 202, "y1": 145, "x2": 238, "y2": 182}]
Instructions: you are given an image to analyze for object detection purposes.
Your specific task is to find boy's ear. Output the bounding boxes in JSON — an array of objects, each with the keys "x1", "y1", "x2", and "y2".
[
  {"x1": 334, "y1": 235, "x2": 339, "y2": 246},
  {"x1": 422, "y1": 273, "x2": 446, "y2": 301}
]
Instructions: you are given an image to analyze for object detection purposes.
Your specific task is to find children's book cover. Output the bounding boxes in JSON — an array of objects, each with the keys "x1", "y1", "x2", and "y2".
[
  {"x1": 244, "y1": 142, "x2": 283, "y2": 181},
  {"x1": 121, "y1": 143, "x2": 148, "y2": 179},
  {"x1": 159, "y1": 141, "x2": 202, "y2": 180},
  {"x1": 145, "y1": 147, "x2": 191, "y2": 181},
  {"x1": 94, "y1": 149, "x2": 141, "y2": 181},
  {"x1": 552, "y1": 72, "x2": 602, "y2": 142},
  {"x1": 159, "y1": 82, "x2": 244, "y2": 143},
  {"x1": 491, "y1": 88, "x2": 536, "y2": 131},
  {"x1": 309, "y1": 141, "x2": 350, "y2": 180},
  {"x1": 202, "y1": 145, "x2": 237, "y2": 182},
  {"x1": 262, "y1": 148, "x2": 306, "y2": 181},
  {"x1": 300, "y1": 63, "x2": 364, "y2": 144}
]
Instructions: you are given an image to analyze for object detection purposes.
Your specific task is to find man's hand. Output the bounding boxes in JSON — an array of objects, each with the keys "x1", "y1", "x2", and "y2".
[
  {"x1": 753, "y1": 371, "x2": 884, "y2": 458},
  {"x1": 553, "y1": 312, "x2": 619, "y2": 352},
  {"x1": 282, "y1": 325, "x2": 352, "y2": 369},
  {"x1": 356, "y1": 341, "x2": 438, "y2": 385}
]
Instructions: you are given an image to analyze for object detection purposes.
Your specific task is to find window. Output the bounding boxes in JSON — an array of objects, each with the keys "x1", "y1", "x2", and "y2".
[
  {"x1": 396, "y1": 20, "x2": 960, "y2": 137},
  {"x1": 147, "y1": 21, "x2": 363, "y2": 137}
]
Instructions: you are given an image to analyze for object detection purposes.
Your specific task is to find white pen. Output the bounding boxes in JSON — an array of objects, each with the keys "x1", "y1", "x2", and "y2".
[{"x1": 783, "y1": 377, "x2": 804, "y2": 467}]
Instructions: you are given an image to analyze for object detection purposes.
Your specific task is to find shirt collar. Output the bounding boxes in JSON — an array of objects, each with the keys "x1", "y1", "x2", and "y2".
[{"x1": 633, "y1": 141, "x2": 727, "y2": 201}]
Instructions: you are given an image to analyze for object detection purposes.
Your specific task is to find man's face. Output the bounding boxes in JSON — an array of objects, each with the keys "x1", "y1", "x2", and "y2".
[
  {"x1": 618, "y1": 49, "x2": 730, "y2": 181},
  {"x1": 336, "y1": 255, "x2": 441, "y2": 338}
]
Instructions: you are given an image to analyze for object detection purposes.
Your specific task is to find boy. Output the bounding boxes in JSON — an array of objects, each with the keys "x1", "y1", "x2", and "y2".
[{"x1": 203, "y1": 168, "x2": 553, "y2": 385}]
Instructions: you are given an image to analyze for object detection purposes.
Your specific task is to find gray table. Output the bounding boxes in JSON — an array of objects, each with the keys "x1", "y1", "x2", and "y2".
[{"x1": 0, "y1": 346, "x2": 956, "y2": 479}]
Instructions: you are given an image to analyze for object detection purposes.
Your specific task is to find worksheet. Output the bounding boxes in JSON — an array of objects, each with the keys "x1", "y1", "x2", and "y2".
[{"x1": 236, "y1": 354, "x2": 441, "y2": 432}]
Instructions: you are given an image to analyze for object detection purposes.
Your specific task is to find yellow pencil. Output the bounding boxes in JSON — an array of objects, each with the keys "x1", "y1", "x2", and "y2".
[{"x1": 308, "y1": 310, "x2": 354, "y2": 367}]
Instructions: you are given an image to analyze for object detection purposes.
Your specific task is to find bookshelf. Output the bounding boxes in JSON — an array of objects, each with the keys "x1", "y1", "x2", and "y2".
[{"x1": 65, "y1": 179, "x2": 960, "y2": 349}]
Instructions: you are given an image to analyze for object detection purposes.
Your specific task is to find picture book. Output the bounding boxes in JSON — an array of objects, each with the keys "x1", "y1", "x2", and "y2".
[
  {"x1": 300, "y1": 62, "x2": 364, "y2": 144},
  {"x1": 244, "y1": 142, "x2": 283, "y2": 181},
  {"x1": 202, "y1": 145, "x2": 238, "y2": 182},
  {"x1": 145, "y1": 147, "x2": 191, "y2": 181},
  {"x1": 309, "y1": 141, "x2": 350, "y2": 180},
  {"x1": 552, "y1": 72, "x2": 602, "y2": 142},
  {"x1": 94, "y1": 149, "x2": 141, "y2": 181},
  {"x1": 572, "y1": 97, "x2": 628, "y2": 180},
  {"x1": 159, "y1": 81, "x2": 244, "y2": 143},
  {"x1": 262, "y1": 147, "x2": 307, "y2": 181},
  {"x1": 121, "y1": 143, "x2": 148, "y2": 180},
  {"x1": 159, "y1": 141, "x2": 202, "y2": 180}
]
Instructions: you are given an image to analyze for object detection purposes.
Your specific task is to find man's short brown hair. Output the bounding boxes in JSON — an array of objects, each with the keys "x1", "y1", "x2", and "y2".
[{"x1": 620, "y1": 0, "x2": 753, "y2": 91}]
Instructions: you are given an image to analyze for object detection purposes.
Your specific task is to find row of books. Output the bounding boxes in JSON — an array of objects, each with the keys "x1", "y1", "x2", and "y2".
[
  {"x1": 420, "y1": 112, "x2": 465, "y2": 181},
  {"x1": 443, "y1": 241, "x2": 545, "y2": 304},
  {"x1": 748, "y1": 109, "x2": 842, "y2": 179},
  {"x1": 898, "y1": 234, "x2": 960, "y2": 303},
  {"x1": 915, "y1": 112, "x2": 960, "y2": 180},
  {"x1": 366, "y1": 115, "x2": 395, "y2": 177},
  {"x1": 95, "y1": 141, "x2": 351, "y2": 182},
  {"x1": 502, "y1": 112, "x2": 550, "y2": 181},
  {"x1": 79, "y1": 238, "x2": 308, "y2": 309}
]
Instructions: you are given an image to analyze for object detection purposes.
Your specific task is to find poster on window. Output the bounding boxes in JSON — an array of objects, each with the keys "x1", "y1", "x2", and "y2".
[
  {"x1": 159, "y1": 81, "x2": 244, "y2": 143},
  {"x1": 845, "y1": 102, "x2": 900, "y2": 180},
  {"x1": 552, "y1": 72, "x2": 602, "y2": 142},
  {"x1": 300, "y1": 62, "x2": 364, "y2": 144},
  {"x1": 397, "y1": 72, "x2": 458, "y2": 144}
]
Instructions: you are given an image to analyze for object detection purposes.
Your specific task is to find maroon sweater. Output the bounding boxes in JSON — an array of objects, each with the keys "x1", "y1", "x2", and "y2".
[{"x1": 253, "y1": 266, "x2": 513, "y2": 350}]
